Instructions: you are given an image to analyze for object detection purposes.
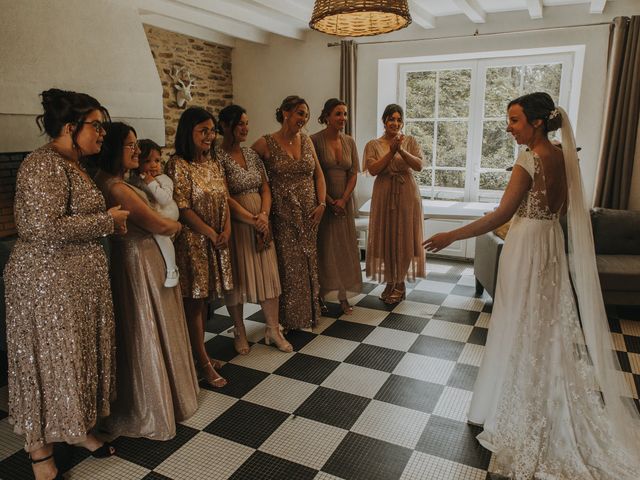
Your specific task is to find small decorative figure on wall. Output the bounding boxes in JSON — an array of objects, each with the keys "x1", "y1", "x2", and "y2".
[{"x1": 169, "y1": 66, "x2": 195, "y2": 108}]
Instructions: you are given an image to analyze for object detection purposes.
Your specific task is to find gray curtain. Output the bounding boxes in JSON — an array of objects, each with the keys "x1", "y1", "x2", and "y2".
[
  {"x1": 593, "y1": 16, "x2": 640, "y2": 209},
  {"x1": 340, "y1": 40, "x2": 357, "y2": 137}
]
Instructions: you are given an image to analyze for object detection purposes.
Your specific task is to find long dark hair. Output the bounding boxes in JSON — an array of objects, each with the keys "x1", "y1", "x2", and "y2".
[
  {"x1": 36, "y1": 88, "x2": 110, "y2": 155},
  {"x1": 175, "y1": 106, "x2": 216, "y2": 162},
  {"x1": 508, "y1": 92, "x2": 561, "y2": 134},
  {"x1": 98, "y1": 122, "x2": 137, "y2": 175}
]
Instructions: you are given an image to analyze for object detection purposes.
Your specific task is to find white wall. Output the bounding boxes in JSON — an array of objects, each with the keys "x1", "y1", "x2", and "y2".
[{"x1": 233, "y1": 1, "x2": 640, "y2": 203}]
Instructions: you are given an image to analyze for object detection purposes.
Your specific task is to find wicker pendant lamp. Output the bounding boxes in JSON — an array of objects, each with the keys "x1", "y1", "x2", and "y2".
[{"x1": 309, "y1": 0, "x2": 412, "y2": 37}]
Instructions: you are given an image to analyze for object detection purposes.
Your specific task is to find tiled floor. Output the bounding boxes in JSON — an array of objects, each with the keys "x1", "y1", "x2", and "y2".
[{"x1": 0, "y1": 259, "x2": 638, "y2": 480}]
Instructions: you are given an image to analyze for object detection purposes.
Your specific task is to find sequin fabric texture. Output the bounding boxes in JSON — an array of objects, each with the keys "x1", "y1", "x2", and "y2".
[
  {"x1": 262, "y1": 134, "x2": 321, "y2": 329},
  {"x1": 166, "y1": 155, "x2": 233, "y2": 299},
  {"x1": 215, "y1": 145, "x2": 264, "y2": 195},
  {"x1": 4, "y1": 145, "x2": 115, "y2": 452}
]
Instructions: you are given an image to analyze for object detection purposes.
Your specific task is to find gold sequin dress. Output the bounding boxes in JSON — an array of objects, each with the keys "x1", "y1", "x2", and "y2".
[
  {"x1": 216, "y1": 145, "x2": 281, "y2": 306},
  {"x1": 263, "y1": 134, "x2": 321, "y2": 329},
  {"x1": 166, "y1": 156, "x2": 233, "y2": 299},
  {"x1": 363, "y1": 136, "x2": 425, "y2": 283},
  {"x1": 95, "y1": 171, "x2": 199, "y2": 440},
  {"x1": 4, "y1": 145, "x2": 116, "y2": 452},
  {"x1": 311, "y1": 131, "x2": 363, "y2": 301}
]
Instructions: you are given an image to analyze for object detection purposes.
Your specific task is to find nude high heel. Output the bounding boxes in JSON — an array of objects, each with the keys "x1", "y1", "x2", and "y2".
[{"x1": 264, "y1": 325, "x2": 293, "y2": 353}]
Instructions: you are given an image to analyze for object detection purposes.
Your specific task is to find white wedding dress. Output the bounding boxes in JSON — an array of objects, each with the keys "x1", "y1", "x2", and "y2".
[{"x1": 467, "y1": 110, "x2": 640, "y2": 479}]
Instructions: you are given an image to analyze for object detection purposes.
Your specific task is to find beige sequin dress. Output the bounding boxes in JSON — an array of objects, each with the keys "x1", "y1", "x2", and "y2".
[
  {"x1": 363, "y1": 136, "x2": 425, "y2": 283},
  {"x1": 95, "y1": 171, "x2": 199, "y2": 440},
  {"x1": 216, "y1": 145, "x2": 281, "y2": 306},
  {"x1": 4, "y1": 145, "x2": 116, "y2": 452},
  {"x1": 311, "y1": 131, "x2": 363, "y2": 301},
  {"x1": 263, "y1": 134, "x2": 321, "y2": 329},
  {"x1": 166, "y1": 156, "x2": 233, "y2": 299}
]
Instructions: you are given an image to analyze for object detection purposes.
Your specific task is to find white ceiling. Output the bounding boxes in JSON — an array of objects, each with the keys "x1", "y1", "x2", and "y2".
[{"x1": 136, "y1": 0, "x2": 620, "y2": 47}]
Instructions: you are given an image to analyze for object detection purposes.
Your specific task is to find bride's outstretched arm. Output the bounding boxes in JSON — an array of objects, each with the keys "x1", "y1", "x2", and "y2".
[{"x1": 423, "y1": 166, "x2": 532, "y2": 252}]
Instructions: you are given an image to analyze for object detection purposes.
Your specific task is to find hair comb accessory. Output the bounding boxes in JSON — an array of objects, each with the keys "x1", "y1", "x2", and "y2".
[{"x1": 548, "y1": 108, "x2": 560, "y2": 120}]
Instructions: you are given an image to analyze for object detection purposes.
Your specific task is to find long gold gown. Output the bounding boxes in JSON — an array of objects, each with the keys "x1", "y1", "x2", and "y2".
[
  {"x1": 95, "y1": 171, "x2": 199, "y2": 440},
  {"x1": 262, "y1": 134, "x2": 321, "y2": 329},
  {"x1": 363, "y1": 136, "x2": 425, "y2": 283},
  {"x1": 311, "y1": 131, "x2": 363, "y2": 301},
  {"x1": 165, "y1": 156, "x2": 233, "y2": 299},
  {"x1": 5, "y1": 145, "x2": 116, "y2": 451}
]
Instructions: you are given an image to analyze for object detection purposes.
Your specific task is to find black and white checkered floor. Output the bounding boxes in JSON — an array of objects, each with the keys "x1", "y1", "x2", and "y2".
[{"x1": 0, "y1": 259, "x2": 638, "y2": 479}]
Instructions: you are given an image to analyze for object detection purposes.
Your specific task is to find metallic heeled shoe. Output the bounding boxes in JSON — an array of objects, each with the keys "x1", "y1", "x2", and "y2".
[
  {"x1": 384, "y1": 284, "x2": 406, "y2": 305},
  {"x1": 233, "y1": 326, "x2": 250, "y2": 355}
]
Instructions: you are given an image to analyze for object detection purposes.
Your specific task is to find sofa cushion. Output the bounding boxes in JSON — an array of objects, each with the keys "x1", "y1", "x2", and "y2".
[
  {"x1": 596, "y1": 254, "x2": 640, "y2": 292},
  {"x1": 591, "y1": 208, "x2": 640, "y2": 255}
]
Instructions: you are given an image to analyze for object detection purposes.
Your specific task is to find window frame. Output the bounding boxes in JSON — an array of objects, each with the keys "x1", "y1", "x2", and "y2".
[{"x1": 392, "y1": 48, "x2": 582, "y2": 202}]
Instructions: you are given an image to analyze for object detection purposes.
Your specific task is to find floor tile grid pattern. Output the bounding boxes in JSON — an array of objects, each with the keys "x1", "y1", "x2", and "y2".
[{"x1": 0, "y1": 260, "x2": 638, "y2": 480}]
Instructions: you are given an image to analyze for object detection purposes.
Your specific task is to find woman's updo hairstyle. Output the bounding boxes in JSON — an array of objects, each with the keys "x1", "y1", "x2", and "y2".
[
  {"x1": 508, "y1": 92, "x2": 562, "y2": 134},
  {"x1": 382, "y1": 103, "x2": 404, "y2": 124},
  {"x1": 36, "y1": 88, "x2": 110, "y2": 151},
  {"x1": 318, "y1": 98, "x2": 346, "y2": 124},
  {"x1": 275, "y1": 95, "x2": 309, "y2": 124},
  {"x1": 217, "y1": 104, "x2": 247, "y2": 141}
]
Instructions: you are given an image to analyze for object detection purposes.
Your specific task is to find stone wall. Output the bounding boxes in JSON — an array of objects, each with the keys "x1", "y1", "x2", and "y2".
[
  {"x1": 143, "y1": 25, "x2": 233, "y2": 159},
  {"x1": 0, "y1": 153, "x2": 25, "y2": 238}
]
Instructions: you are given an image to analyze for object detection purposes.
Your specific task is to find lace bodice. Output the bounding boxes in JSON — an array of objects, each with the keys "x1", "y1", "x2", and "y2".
[{"x1": 514, "y1": 150, "x2": 561, "y2": 221}]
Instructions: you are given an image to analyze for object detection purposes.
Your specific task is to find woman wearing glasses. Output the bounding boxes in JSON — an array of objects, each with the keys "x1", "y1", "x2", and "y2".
[
  {"x1": 95, "y1": 122, "x2": 199, "y2": 441},
  {"x1": 166, "y1": 107, "x2": 232, "y2": 387},
  {"x1": 4, "y1": 89, "x2": 128, "y2": 480}
]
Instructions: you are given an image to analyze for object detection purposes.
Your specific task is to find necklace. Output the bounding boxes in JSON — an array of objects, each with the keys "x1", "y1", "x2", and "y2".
[{"x1": 281, "y1": 132, "x2": 297, "y2": 145}]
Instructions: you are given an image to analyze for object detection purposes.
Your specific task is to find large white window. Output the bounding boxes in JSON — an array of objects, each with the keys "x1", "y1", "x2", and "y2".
[{"x1": 395, "y1": 51, "x2": 578, "y2": 202}]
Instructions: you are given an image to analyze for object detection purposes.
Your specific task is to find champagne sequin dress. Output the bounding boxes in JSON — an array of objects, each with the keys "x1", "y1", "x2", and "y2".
[
  {"x1": 216, "y1": 145, "x2": 281, "y2": 306},
  {"x1": 311, "y1": 131, "x2": 363, "y2": 301},
  {"x1": 95, "y1": 172, "x2": 199, "y2": 440},
  {"x1": 262, "y1": 134, "x2": 321, "y2": 329},
  {"x1": 363, "y1": 136, "x2": 425, "y2": 283},
  {"x1": 166, "y1": 156, "x2": 233, "y2": 299},
  {"x1": 4, "y1": 146, "x2": 116, "y2": 452}
]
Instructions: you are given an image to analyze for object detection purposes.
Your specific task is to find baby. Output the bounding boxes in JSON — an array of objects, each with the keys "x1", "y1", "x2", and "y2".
[{"x1": 130, "y1": 139, "x2": 180, "y2": 288}]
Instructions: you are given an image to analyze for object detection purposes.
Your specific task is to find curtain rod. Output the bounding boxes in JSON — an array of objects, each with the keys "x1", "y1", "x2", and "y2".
[{"x1": 327, "y1": 21, "x2": 612, "y2": 47}]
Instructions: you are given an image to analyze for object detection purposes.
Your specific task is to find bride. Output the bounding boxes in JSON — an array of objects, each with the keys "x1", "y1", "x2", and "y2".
[{"x1": 424, "y1": 92, "x2": 640, "y2": 479}]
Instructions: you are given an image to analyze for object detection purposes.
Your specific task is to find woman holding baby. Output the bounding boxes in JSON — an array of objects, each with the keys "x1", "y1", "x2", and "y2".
[{"x1": 95, "y1": 122, "x2": 199, "y2": 441}]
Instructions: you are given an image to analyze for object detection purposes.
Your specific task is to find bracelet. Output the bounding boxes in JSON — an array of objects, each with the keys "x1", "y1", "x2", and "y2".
[
  {"x1": 319, "y1": 202, "x2": 326, "y2": 208},
  {"x1": 259, "y1": 211, "x2": 268, "y2": 216}
]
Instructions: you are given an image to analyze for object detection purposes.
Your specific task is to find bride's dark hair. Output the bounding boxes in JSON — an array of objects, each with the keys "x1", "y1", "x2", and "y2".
[{"x1": 508, "y1": 92, "x2": 562, "y2": 134}]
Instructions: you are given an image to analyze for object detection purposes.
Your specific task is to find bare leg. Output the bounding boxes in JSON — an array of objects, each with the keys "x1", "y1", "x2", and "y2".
[
  {"x1": 29, "y1": 444, "x2": 58, "y2": 480},
  {"x1": 262, "y1": 297, "x2": 292, "y2": 352},
  {"x1": 338, "y1": 287, "x2": 353, "y2": 315},
  {"x1": 184, "y1": 297, "x2": 227, "y2": 387},
  {"x1": 226, "y1": 300, "x2": 249, "y2": 355}
]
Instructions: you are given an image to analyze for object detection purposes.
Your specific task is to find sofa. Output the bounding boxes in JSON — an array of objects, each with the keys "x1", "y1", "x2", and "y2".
[{"x1": 474, "y1": 208, "x2": 640, "y2": 305}]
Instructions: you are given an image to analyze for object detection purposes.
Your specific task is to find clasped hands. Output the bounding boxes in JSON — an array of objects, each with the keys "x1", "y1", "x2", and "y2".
[
  {"x1": 328, "y1": 198, "x2": 347, "y2": 217},
  {"x1": 252, "y1": 211, "x2": 269, "y2": 235},
  {"x1": 108, "y1": 205, "x2": 130, "y2": 235}
]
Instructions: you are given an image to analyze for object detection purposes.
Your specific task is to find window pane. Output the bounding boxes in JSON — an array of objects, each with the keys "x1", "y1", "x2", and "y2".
[
  {"x1": 435, "y1": 170, "x2": 465, "y2": 189},
  {"x1": 436, "y1": 121, "x2": 467, "y2": 167},
  {"x1": 485, "y1": 66, "x2": 522, "y2": 117},
  {"x1": 406, "y1": 71, "x2": 436, "y2": 118},
  {"x1": 523, "y1": 64, "x2": 562, "y2": 104},
  {"x1": 438, "y1": 69, "x2": 471, "y2": 118},
  {"x1": 405, "y1": 121, "x2": 434, "y2": 165},
  {"x1": 481, "y1": 120, "x2": 514, "y2": 169},
  {"x1": 414, "y1": 168, "x2": 432, "y2": 187},
  {"x1": 480, "y1": 171, "x2": 510, "y2": 191}
]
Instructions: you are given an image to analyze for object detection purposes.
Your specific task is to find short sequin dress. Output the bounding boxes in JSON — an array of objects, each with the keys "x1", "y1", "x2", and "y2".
[
  {"x1": 4, "y1": 145, "x2": 116, "y2": 452},
  {"x1": 263, "y1": 134, "x2": 321, "y2": 329},
  {"x1": 216, "y1": 145, "x2": 281, "y2": 306},
  {"x1": 363, "y1": 136, "x2": 425, "y2": 283},
  {"x1": 166, "y1": 156, "x2": 233, "y2": 299},
  {"x1": 311, "y1": 131, "x2": 363, "y2": 301},
  {"x1": 95, "y1": 172, "x2": 199, "y2": 440}
]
